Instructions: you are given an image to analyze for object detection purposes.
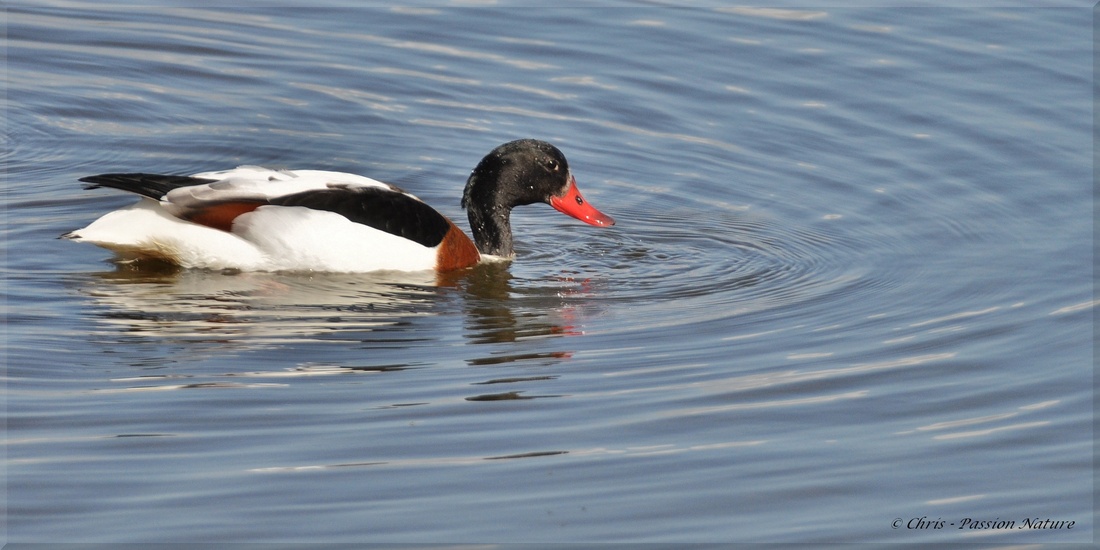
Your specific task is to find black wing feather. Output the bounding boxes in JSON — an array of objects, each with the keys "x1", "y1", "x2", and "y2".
[
  {"x1": 269, "y1": 187, "x2": 451, "y2": 248},
  {"x1": 79, "y1": 173, "x2": 218, "y2": 200},
  {"x1": 81, "y1": 173, "x2": 451, "y2": 247}
]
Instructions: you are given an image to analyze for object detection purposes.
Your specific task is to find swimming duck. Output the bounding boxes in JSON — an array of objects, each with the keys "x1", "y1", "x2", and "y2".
[{"x1": 64, "y1": 139, "x2": 614, "y2": 272}]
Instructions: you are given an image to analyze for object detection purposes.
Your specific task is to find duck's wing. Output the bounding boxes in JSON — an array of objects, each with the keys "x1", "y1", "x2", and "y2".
[
  {"x1": 78, "y1": 173, "x2": 218, "y2": 200},
  {"x1": 81, "y1": 166, "x2": 438, "y2": 238}
]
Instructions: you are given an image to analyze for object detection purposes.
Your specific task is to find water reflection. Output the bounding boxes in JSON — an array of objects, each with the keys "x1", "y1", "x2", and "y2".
[
  {"x1": 76, "y1": 262, "x2": 439, "y2": 344},
  {"x1": 72, "y1": 260, "x2": 595, "y2": 367}
]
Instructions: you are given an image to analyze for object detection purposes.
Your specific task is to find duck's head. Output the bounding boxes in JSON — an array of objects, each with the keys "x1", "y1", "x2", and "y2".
[{"x1": 462, "y1": 139, "x2": 614, "y2": 257}]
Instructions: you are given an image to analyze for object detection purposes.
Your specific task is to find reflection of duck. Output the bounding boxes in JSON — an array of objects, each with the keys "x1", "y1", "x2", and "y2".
[
  {"x1": 77, "y1": 268, "x2": 441, "y2": 343},
  {"x1": 64, "y1": 140, "x2": 614, "y2": 272},
  {"x1": 76, "y1": 265, "x2": 585, "y2": 370}
]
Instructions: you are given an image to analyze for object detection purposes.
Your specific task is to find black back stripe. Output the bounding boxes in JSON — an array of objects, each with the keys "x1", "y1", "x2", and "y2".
[
  {"x1": 80, "y1": 173, "x2": 451, "y2": 247},
  {"x1": 269, "y1": 187, "x2": 451, "y2": 248},
  {"x1": 79, "y1": 173, "x2": 218, "y2": 200}
]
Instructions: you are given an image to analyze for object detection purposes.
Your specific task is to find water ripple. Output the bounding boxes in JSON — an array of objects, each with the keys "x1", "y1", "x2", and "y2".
[{"x1": 514, "y1": 197, "x2": 884, "y2": 338}]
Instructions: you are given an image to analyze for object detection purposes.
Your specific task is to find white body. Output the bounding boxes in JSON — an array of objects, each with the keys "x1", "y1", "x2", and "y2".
[{"x1": 67, "y1": 166, "x2": 446, "y2": 272}]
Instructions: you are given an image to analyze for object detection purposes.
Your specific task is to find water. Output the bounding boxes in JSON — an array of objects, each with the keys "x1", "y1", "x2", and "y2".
[{"x1": 4, "y1": 2, "x2": 1093, "y2": 545}]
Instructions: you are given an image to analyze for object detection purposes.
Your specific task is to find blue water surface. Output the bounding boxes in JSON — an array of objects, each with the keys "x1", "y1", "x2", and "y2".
[{"x1": 3, "y1": 2, "x2": 1094, "y2": 545}]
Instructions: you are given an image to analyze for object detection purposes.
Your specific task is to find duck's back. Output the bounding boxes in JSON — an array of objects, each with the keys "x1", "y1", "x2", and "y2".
[{"x1": 66, "y1": 166, "x2": 480, "y2": 272}]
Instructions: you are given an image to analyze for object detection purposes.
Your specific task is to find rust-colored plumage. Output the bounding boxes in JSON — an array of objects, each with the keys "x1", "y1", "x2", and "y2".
[{"x1": 435, "y1": 220, "x2": 481, "y2": 271}]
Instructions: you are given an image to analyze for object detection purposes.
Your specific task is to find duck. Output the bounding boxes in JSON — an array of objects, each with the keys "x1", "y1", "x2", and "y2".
[{"x1": 64, "y1": 139, "x2": 615, "y2": 272}]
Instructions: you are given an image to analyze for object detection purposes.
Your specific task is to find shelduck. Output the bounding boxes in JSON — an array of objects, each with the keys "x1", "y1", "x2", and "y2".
[{"x1": 64, "y1": 139, "x2": 615, "y2": 272}]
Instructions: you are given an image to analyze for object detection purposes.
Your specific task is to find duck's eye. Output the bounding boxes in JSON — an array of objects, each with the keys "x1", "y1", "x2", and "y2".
[{"x1": 544, "y1": 158, "x2": 560, "y2": 172}]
